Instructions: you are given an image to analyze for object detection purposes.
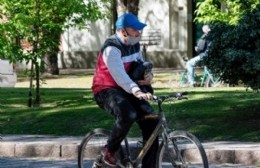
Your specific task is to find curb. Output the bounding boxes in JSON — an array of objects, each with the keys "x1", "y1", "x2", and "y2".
[{"x1": 0, "y1": 135, "x2": 260, "y2": 166}]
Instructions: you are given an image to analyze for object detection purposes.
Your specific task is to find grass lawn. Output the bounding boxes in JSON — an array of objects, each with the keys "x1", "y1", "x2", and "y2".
[{"x1": 0, "y1": 71, "x2": 259, "y2": 142}]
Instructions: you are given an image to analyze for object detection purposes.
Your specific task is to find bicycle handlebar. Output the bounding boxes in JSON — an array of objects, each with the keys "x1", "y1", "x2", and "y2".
[{"x1": 153, "y1": 92, "x2": 188, "y2": 103}]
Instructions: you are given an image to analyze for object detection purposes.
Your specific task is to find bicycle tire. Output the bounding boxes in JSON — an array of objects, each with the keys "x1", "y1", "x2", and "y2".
[
  {"x1": 204, "y1": 75, "x2": 223, "y2": 87},
  {"x1": 177, "y1": 70, "x2": 189, "y2": 87},
  {"x1": 78, "y1": 128, "x2": 124, "y2": 168},
  {"x1": 178, "y1": 70, "x2": 200, "y2": 87},
  {"x1": 156, "y1": 130, "x2": 208, "y2": 168}
]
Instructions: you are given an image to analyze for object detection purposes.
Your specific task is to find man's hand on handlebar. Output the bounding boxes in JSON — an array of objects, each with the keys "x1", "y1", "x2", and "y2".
[
  {"x1": 134, "y1": 90, "x2": 153, "y2": 101},
  {"x1": 152, "y1": 92, "x2": 188, "y2": 103}
]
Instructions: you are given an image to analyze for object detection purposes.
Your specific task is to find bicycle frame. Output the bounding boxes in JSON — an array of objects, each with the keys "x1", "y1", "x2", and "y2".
[
  {"x1": 202, "y1": 66, "x2": 221, "y2": 86},
  {"x1": 121, "y1": 98, "x2": 172, "y2": 167},
  {"x1": 180, "y1": 66, "x2": 220, "y2": 87},
  {"x1": 78, "y1": 92, "x2": 208, "y2": 168},
  {"x1": 200, "y1": 66, "x2": 209, "y2": 86}
]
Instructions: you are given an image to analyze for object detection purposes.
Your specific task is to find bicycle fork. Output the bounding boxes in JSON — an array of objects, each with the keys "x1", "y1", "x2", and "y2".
[
  {"x1": 162, "y1": 128, "x2": 188, "y2": 168},
  {"x1": 161, "y1": 129, "x2": 179, "y2": 167}
]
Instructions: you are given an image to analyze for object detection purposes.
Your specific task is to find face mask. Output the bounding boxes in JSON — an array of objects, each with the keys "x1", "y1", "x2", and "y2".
[
  {"x1": 126, "y1": 35, "x2": 141, "y2": 45},
  {"x1": 124, "y1": 29, "x2": 141, "y2": 45}
]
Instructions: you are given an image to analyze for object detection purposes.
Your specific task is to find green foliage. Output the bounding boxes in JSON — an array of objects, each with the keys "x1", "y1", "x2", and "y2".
[
  {"x1": 203, "y1": 4, "x2": 260, "y2": 90},
  {"x1": 195, "y1": 0, "x2": 259, "y2": 25},
  {"x1": 0, "y1": 0, "x2": 111, "y2": 62},
  {"x1": 0, "y1": 0, "x2": 111, "y2": 106}
]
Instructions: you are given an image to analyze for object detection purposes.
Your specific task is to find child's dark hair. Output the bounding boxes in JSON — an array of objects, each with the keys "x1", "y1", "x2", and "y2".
[{"x1": 128, "y1": 60, "x2": 154, "y2": 94}]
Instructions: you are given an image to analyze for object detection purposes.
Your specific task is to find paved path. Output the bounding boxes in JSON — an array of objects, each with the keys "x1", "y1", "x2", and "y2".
[
  {"x1": 0, "y1": 157, "x2": 257, "y2": 168},
  {"x1": 0, "y1": 157, "x2": 76, "y2": 168},
  {"x1": 0, "y1": 135, "x2": 260, "y2": 167}
]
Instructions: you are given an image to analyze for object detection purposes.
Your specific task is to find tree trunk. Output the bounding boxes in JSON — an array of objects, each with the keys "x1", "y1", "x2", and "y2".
[
  {"x1": 28, "y1": 61, "x2": 34, "y2": 107},
  {"x1": 34, "y1": 62, "x2": 40, "y2": 107},
  {"x1": 126, "y1": 0, "x2": 139, "y2": 15},
  {"x1": 43, "y1": 32, "x2": 60, "y2": 75},
  {"x1": 45, "y1": 50, "x2": 59, "y2": 75},
  {"x1": 116, "y1": 0, "x2": 139, "y2": 16},
  {"x1": 116, "y1": 0, "x2": 127, "y2": 16}
]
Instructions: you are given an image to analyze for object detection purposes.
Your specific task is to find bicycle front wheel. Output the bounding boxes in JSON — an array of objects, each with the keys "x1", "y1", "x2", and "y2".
[
  {"x1": 78, "y1": 128, "x2": 111, "y2": 168},
  {"x1": 156, "y1": 131, "x2": 208, "y2": 168},
  {"x1": 178, "y1": 70, "x2": 188, "y2": 87}
]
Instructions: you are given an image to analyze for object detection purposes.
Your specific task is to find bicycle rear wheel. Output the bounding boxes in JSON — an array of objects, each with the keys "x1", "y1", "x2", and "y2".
[
  {"x1": 156, "y1": 130, "x2": 208, "y2": 168},
  {"x1": 78, "y1": 128, "x2": 112, "y2": 168},
  {"x1": 204, "y1": 75, "x2": 223, "y2": 87}
]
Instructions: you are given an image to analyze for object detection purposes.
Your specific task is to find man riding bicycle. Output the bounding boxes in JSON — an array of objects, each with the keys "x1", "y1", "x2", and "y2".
[{"x1": 92, "y1": 13, "x2": 159, "y2": 168}]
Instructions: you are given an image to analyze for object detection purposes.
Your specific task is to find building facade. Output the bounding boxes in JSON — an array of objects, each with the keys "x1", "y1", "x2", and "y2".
[{"x1": 59, "y1": 0, "x2": 194, "y2": 69}]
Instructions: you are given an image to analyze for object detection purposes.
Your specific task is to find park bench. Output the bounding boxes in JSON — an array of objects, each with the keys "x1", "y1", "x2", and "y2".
[{"x1": 140, "y1": 29, "x2": 161, "y2": 60}]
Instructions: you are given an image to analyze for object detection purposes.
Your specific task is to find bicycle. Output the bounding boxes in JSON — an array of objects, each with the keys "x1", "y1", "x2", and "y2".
[
  {"x1": 179, "y1": 66, "x2": 223, "y2": 87},
  {"x1": 78, "y1": 92, "x2": 208, "y2": 168}
]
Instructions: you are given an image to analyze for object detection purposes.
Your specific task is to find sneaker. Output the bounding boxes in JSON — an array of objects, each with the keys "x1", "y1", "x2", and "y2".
[{"x1": 102, "y1": 147, "x2": 117, "y2": 167}]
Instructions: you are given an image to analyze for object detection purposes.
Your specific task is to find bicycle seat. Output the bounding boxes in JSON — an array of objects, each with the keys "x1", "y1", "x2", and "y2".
[{"x1": 143, "y1": 114, "x2": 159, "y2": 120}]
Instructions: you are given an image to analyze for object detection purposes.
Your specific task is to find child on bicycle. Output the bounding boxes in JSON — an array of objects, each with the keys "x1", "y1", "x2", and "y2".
[{"x1": 128, "y1": 59, "x2": 154, "y2": 94}]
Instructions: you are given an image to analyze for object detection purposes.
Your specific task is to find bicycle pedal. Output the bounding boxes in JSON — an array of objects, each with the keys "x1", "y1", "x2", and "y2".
[
  {"x1": 92, "y1": 156, "x2": 104, "y2": 168},
  {"x1": 92, "y1": 162, "x2": 102, "y2": 168}
]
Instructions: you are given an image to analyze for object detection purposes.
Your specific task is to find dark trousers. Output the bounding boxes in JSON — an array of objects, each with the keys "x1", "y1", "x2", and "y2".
[{"x1": 94, "y1": 88, "x2": 159, "y2": 168}]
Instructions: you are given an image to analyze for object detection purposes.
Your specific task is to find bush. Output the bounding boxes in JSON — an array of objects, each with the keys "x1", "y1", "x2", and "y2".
[{"x1": 204, "y1": 5, "x2": 260, "y2": 91}]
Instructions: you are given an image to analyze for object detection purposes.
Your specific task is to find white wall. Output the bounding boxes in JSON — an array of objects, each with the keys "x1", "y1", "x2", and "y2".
[
  {"x1": 17, "y1": 0, "x2": 193, "y2": 70},
  {"x1": 61, "y1": 0, "x2": 172, "y2": 52},
  {"x1": 138, "y1": 0, "x2": 170, "y2": 50},
  {"x1": 61, "y1": 20, "x2": 111, "y2": 52},
  {"x1": 58, "y1": 0, "x2": 191, "y2": 69}
]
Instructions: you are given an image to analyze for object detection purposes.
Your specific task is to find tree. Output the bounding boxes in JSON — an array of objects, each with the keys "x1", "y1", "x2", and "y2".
[
  {"x1": 195, "y1": 0, "x2": 259, "y2": 25},
  {"x1": 110, "y1": 0, "x2": 139, "y2": 33},
  {"x1": 195, "y1": 0, "x2": 260, "y2": 91},
  {"x1": 115, "y1": 0, "x2": 139, "y2": 16},
  {"x1": 0, "y1": 0, "x2": 111, "y2": 106}
]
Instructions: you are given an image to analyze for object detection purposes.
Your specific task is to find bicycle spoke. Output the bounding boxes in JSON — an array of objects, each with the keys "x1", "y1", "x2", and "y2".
[
  {"x1": 157, "y1": 131, "x2": 208, "y2": 168},
  {"x1": 78, "y1": 129, "x2": 110, "y2": 168}
]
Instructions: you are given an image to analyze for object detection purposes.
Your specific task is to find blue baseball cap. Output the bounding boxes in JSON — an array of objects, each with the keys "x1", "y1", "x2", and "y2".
[{"x1": 116, "y1": 13, "x2": 147, "y2": 30}]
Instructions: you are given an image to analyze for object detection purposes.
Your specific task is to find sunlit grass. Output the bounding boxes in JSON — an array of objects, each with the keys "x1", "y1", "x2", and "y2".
[
  {"x1": 0, "y1": 86, "x2": 259, "y2": 142},
  {"x1": 1, "y1": 71, "x2": 259, "y2": 140}
]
